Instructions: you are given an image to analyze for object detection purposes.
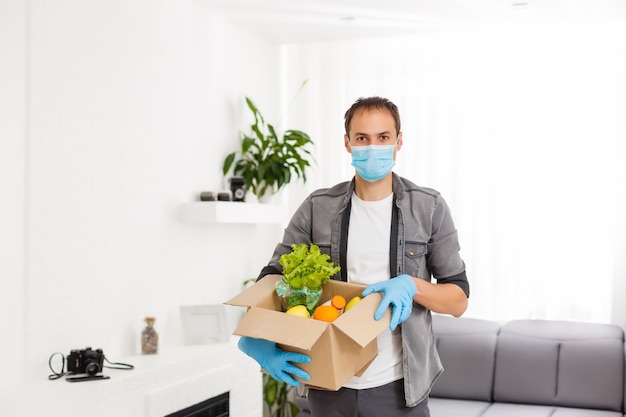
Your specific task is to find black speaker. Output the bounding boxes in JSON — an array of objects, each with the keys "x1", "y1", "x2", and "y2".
[{"x1": 229, "y1": 176, "x2": 246, "y2": 202}]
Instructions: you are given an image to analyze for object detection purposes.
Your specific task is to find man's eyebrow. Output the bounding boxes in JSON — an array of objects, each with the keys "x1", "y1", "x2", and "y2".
[{"x1": 353, "y1": 130, "x2": 392, "y2": 136}]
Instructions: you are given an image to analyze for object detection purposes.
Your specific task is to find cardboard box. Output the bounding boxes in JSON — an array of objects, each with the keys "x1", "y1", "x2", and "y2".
[{"x1": 225, "y1": 274, "x2": 391, "y2": 390}]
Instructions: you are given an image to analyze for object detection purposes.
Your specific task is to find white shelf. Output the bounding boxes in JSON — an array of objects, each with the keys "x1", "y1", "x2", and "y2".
[
  {"x1": 18, "y1": 341, "x2": 262, "y2": 417},
  {"x1": 179, "y1": 201, "x2": 288, "y2": 224}
]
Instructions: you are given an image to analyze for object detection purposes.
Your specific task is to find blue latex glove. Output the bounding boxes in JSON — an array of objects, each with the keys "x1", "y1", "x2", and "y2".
[
  {"x1": 238, "y1": 336, "x2": 311, "y2": 386},
  {"x1": 361, "y1": 274, "x2": 417, "y2": 331}
]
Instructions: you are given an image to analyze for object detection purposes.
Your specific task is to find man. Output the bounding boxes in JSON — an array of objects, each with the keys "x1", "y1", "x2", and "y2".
[{"x1": 239, "y1": 97, "x2": 469, "y2": 416}]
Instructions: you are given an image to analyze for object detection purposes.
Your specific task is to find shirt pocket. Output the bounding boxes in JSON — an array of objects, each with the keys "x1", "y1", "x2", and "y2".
[{"x1": 404, "y1": 241, "x2": 428, "y2": 278}]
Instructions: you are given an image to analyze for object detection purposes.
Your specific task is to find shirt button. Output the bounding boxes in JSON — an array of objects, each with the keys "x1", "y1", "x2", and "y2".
[{"x1": 409, "y1": 251, "x2": 414, "y2": 256}]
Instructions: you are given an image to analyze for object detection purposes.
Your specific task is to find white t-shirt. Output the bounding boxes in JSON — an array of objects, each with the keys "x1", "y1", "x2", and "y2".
[{"x1": 343, "y1": 192, "x2": 404, "y2": 389}]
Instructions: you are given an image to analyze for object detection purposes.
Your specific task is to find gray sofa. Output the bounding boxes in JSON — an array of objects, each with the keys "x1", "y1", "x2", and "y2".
[
  {"x1": 296, "y1": 316, "x2": 626, "y2": 416},
  {"x1": 430, "y1": 315, "x2": 625, "y2": 416}
]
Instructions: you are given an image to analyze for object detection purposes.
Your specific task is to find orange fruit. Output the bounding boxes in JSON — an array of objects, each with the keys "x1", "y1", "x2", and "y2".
[
  {"x1": 331, "y1": 295, "x2": 346, "y2": 310},
  {"x1": 313, "y1": 305, "x2": 340, "y2": 322}
]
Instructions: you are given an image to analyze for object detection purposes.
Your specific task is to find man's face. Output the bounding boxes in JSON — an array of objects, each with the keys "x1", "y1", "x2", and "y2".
[{"x1": 344, "y1": 108, "x2": 403, "y2": 153}]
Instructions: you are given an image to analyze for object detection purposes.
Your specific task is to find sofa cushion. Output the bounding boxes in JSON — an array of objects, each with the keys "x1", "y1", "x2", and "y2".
[
  {"x1": 481, "y1": 403, "x2": 623, "y2": 417},
  {"x1": 551, "y1": 407, "x2": 624, "y2": 417},
  {"x1": 480, "y1": 403, "x2": 557, "y2": 417},
  {"x1": 430, "y1": 315, "x2": 501, "y2": 402},
  {"x1": 493, "y1": 320, "x2": 624, "y2": 412},
  {"x1": 428, "y1": 398, "x2": 491, "y2": 417}
]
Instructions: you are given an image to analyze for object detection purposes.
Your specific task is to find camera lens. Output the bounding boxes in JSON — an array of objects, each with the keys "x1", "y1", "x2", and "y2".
[{"x1": 84, "y1": 360, "x2": 101, "y2": 376}]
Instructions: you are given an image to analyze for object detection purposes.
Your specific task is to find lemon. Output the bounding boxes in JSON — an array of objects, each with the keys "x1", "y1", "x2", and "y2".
[
  {"x1": 285, "y1": 305, "x2": 311, "y2": 318},
  {"x1": 344, "y1": 296, "x2": 362, "y2": 312}
]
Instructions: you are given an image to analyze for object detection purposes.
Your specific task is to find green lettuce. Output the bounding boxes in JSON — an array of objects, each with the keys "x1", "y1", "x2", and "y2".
[{"x1": 279, "y1": 243, "x2": 341, "y2": 290}]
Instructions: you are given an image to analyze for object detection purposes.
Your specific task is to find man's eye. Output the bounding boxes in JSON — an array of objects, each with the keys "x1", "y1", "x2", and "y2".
[{"x1": 381, "y1": 136, "x2": 390, "y2": 141}]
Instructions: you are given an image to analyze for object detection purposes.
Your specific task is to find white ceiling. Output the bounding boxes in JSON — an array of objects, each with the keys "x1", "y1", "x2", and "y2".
[{"x1": 201, "y1": 0, "x2": 626, "y2": 43}]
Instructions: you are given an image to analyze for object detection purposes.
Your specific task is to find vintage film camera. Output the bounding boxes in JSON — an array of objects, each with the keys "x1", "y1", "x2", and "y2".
[{"x1": 66, "y1": 347, "x2": 105, "y2": 376}]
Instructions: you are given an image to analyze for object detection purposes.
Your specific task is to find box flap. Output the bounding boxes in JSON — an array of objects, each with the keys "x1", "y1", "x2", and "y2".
[
  {"x1": 224, "y1": 274, "x2": 283, "y2": 309},
  {"x1": 233, "y1": 306, "x2": 329, "y2": 350},
  {"x1": 354, "y1": 353, "x2": 377, "y2": 377},
  {"x1": 332, "y1": 292, "x2": 391, "y2": 347}
]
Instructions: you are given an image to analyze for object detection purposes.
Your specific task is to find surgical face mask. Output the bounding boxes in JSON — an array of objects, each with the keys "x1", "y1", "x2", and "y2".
[{"x1": 349, "y1": 141, "x2": 398, "y2": 182}]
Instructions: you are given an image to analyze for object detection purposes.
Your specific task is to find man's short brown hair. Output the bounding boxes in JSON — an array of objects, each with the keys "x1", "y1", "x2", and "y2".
[{"x1": 344, "y1": 97, "x2": 401, "y2": 136}]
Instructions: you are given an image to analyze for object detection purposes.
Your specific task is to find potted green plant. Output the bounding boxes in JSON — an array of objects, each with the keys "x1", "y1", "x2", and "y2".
[
  {"x1": 264, "y1": 374, "x2": 300, "y2": 417},
  {"x1": 222, "y1": 91, "x2": 314, "y2": 201}
]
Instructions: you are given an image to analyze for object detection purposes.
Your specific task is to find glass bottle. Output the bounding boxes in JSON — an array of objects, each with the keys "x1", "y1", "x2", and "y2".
[{"x1": 141, "y1": 316, "x2": 158, "y2": 354}]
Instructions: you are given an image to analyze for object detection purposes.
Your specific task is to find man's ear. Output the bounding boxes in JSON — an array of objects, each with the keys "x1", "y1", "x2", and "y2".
[
  {"x1": 396, "y1": 132, "x2": 403, "y2": 151},
  {"x1": 344, "y1": 134, "x2": 352, "y2": 153}
]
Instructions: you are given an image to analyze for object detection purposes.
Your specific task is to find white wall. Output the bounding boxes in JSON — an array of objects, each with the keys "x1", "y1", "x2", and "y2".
[
  {"x1": 2, "y1": 0, "x2": 286, "y2": 387},
  {"x1": 0, "y1": 0, "x2": 27, "y2": 401},
  {"x1": 282, "y1": 22, "x2": 626, "y2": 325}
]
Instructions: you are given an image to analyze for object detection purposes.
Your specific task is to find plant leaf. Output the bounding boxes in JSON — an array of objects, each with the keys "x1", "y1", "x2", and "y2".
[
  {"x1": 264, "y1": 375, "x2": 278, "y2": 407},
  {"x1": 252, "y1": 124, "x2": 265, "y2": 143},
  {"x1": 241, "y1": 136, "x2": 256, "y2": 154},
  {"x1": 289, "y1": 401, "x2": 300, "y2": 417},
  {"x1": 222, "y1": 152, "x2": 236, "y2": 175},
  {"x1": 267, "y1": 123, "x2": 278, "y2": 141},
  {"x1": 246, "y1": 97, "x2": 264, "y2": 125}
]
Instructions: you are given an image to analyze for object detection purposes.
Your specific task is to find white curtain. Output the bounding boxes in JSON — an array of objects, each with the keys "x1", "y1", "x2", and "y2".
[{"x1": 283, "y1": 20, "x2": 626, "y2": 324}]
